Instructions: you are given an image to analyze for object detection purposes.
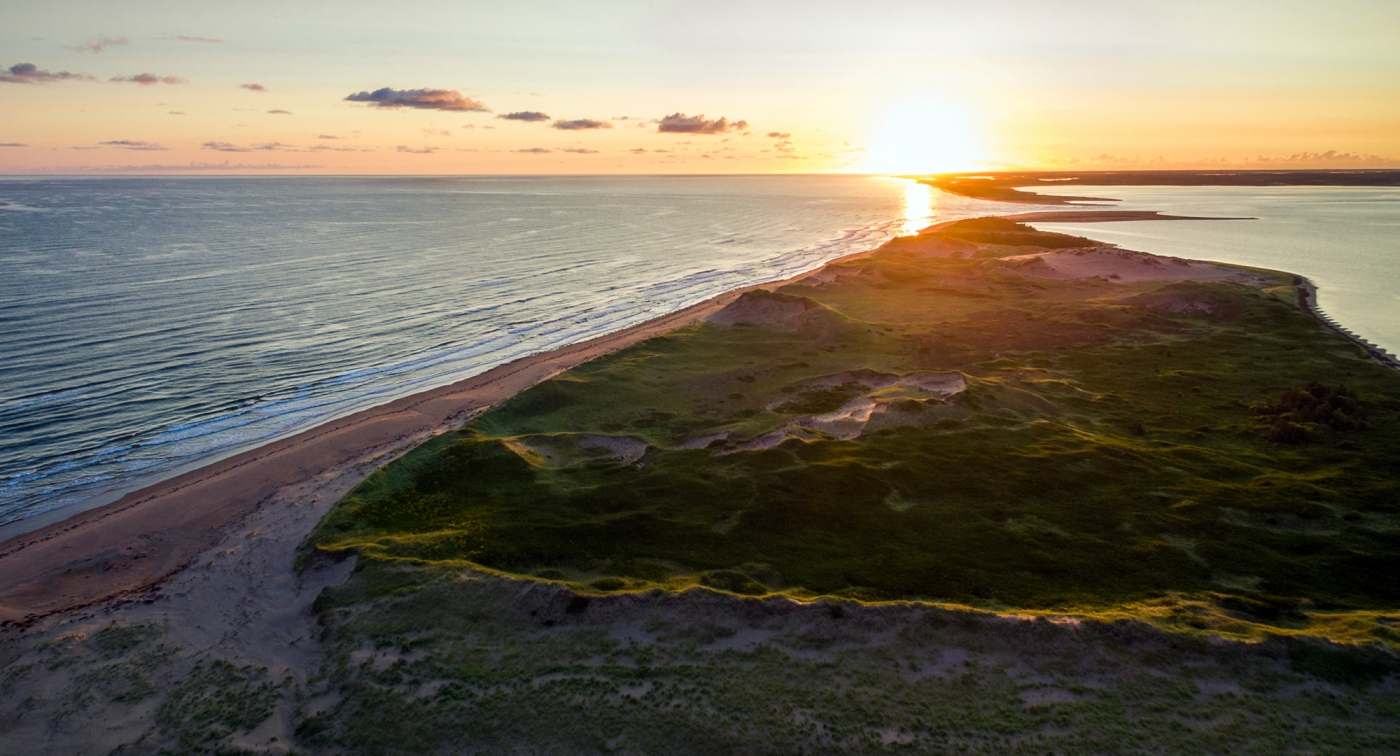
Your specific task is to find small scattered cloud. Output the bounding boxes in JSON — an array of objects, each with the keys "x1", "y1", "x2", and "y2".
[
  {"x1": 168, "y1": 111, "x2": 185, "y2": 115},
  {"x1": 240, "y1": 83, "x2": 266, "y2": 92},
  {"x1": 317, "y1": 134, "x2": 343, "y2": 140},
  {"x1": 657, "y1": 113, "x2": 748, "y2": 135},
  {"x1": 202, "y1": 141, "x2": 252, "y2": 152},
  {"x1": 310, "y1": 144, "x2": 368, "y2": 152},
  {"x1": 267, "y1": 109, "x2": 292, "y2": 115},
  {"x1": 562, "y1": 148, "x2": 599, "y2": 154},
  {"x1": 421, "y1": 128, "x2": 451, "y2": 137},
  {"x1": 346, "y1": 87, "x2": 488, "y2": 112},
  {"x1": 160, "y1": 35, "x2": 222, "y2": 43},
  {"x1": 111, "y1": 73, "x2": 185, "y2": 85},
  {"x1": 612, "y1": 116, "x2": 636, "y2": 121},
  {"x1": 629, "y1": 148, "x2": 647, "y2": 154},
  {"x1": 552, "y1": 119, "x2": 611, "y2": 131},
  {"x1": 396, "y1": 145, "x2": 439, "y2": 154},
  {"x1": 99, "y1": 140, "x2": 167, "y2": 151},
  {"x1": 514, "y1": 147, "x2": 552, "y2": 154},
  {"x1": 2, "y1": 63, "x2": 94, "y2": 84},
  {"x1": 73, "y1": 36, "x2": 129, "y2": 54},
  {"x1": 254, "y1": 142, "x2": 295, "y2": 151},
  {"x1": 461, "y1": 124, "x2": 476, "y2": 129},
  {"x1": 767, "y1": 132, "x2": 791, "y2": 139},
  {"x1": 0, "y1": 142, "x2": 26, "y2": 147},
  {"x1": 497, "y1": 111, "x2": 550, "y2": 122}
]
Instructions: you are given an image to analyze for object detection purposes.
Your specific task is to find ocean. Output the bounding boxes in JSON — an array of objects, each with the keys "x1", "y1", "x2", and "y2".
[
  {"x1": 1024, "y1": 185, "x2": 1400, "y2": 356},
  {"x1": 0, "y1": 175, "x2": 1058, "y2": 531}
]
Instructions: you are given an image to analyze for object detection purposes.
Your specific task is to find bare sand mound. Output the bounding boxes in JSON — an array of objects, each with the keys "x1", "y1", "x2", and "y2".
[
  {"x1": 504, "y1": 433, "x2": 649, "y2": 468},
  {"x1": 997, "y1": 247, "x2": 1269, "y2": 285}
]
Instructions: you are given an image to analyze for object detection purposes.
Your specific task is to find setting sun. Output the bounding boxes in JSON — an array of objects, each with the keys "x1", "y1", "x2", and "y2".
[{"x1": 862, "y1": 100, "x2": 983, "y2": 175}]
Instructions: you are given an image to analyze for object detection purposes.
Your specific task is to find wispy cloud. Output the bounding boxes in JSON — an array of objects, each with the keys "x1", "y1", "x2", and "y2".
[
  {"x1": 240, "y1": 83, "x2": 266, "y2": 92},
  {"x1": 317, "y1": 134, "x2": 343, "y2": 140},
  {"x1": 267, "y1": 109, "x2": 292, "y2": 115},
  {"x1": 629, "y1": 148, "x2": 647, "y2": 154},
  {"x1": 253, "y1": 142, "x2": 295, "y2": 151},
  {"x1": 552, "y1": 119, "x2": 612, "y2": 131},
  {"x1": 562, "y1": 148, "x2": 600, "y2": 154},
  {"x1": 396, "y1": 145, "x2": 439, "y2": 154},
  {"x1": 99, "y1": 140, "x2": 167, "y2": 151},
  {"x1": 111, "y1": 73, "x2": 185, "y2": 85},
  {"x1": 421, "y1": 128, "x2": 451, "y2": 137},
  {"x1": 310, "y1": 144, "x2": 369, "y2": 152},
  {"x1": 767, "y1": 132, "x2": 791, "y2": 139},
  {"x1": 514, "y1": 147, "x2": 552, "y2": 154},
  {"x1": 73, "y1": 36, "x2": 129, "y2": 54},
  {"x1": 497, "y1": 111, "x2": 550, "y2": 122},
  {"x1": 658, "y1": 113, "x2": 749, "y2": 135},
  {"x1": 346, "y1": 87, "x2": 488, "y2": 112},
  {"x1": 160, "y1": 35, "x2": 222, "y2": 43},
  {"x1": 0, "y1": 143, "x2": 26, "y2": 147},
  {"x1": 2, "y1": 63, "x2": 94, "y2": 84},
  {"x1": 202, "y1": 141, "x2": 251, "y2": 152},
  {"x1": 168, "y1": 111, "x2": 185, "y2": 115}
]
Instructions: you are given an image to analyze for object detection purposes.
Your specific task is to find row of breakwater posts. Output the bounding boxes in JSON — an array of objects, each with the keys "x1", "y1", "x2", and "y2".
[{"x1": 1295, "y1": 275, "x2": 1400, "y2": 372}]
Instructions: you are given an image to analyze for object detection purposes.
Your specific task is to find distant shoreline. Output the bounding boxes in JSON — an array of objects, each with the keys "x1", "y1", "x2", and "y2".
[{"x1": 923, "y1": 169, "x2": 1400, "y2": 206}]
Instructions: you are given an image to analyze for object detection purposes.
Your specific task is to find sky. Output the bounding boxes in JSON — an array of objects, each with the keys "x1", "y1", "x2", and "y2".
[{"x1": 1, "y1": 0, "x2": 1398, "y2": 175}]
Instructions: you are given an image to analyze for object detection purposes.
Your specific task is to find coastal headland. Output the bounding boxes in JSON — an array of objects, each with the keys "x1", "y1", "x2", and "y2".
[{"x1": 2, "y1": 199, "x2": 1399, "y2": 753}]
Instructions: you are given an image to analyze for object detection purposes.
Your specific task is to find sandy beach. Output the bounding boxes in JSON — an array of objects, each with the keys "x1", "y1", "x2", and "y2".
[{"x1": 0, "y1": 287, "x2": 758, "y2": 625}]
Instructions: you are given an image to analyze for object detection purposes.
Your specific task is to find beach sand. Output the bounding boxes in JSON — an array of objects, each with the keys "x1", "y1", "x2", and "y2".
[{"x1": 0, "y1": 289, "x2": 757, "y2": 625}]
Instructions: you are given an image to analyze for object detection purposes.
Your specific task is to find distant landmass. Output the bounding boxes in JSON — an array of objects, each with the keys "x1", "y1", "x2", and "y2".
[{"x1": 924, "y1": 169, "x2": 1400, "y2": 205}]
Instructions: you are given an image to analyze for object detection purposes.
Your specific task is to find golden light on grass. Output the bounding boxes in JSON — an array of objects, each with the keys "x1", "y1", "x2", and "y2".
[{"x1": 862, "y1": 100, "x2": 983, "y2": 175}]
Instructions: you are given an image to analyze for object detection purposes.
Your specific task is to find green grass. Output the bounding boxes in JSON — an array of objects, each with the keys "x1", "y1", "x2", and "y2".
[{"x1": 312, "y1": 218, "x2": 1400, "y2": 644}]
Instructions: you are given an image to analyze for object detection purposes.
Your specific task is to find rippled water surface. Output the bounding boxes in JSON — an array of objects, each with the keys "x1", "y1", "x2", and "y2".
[{"x1": 0, "y1": 175, "x2": 1055, "y2": 528}]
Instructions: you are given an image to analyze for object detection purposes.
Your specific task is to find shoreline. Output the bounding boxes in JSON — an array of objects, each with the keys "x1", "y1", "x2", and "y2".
[
  {"x1": 2, "y1": 204, "x2": 1392, "y2": 625},
  {"x1": 0, "y1": 224, "x2": 918, "y2": 625}
]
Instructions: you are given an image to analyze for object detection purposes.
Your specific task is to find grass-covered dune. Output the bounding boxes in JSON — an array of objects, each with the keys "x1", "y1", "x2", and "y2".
[{"x1": 312, "y1": 218, "x2": 1400, "y2": 644}]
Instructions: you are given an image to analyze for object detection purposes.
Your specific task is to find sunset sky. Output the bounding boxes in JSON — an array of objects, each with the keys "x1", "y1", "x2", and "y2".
[{"x1": 2, "y1": 0, "x2": 1397, "y2": 174}]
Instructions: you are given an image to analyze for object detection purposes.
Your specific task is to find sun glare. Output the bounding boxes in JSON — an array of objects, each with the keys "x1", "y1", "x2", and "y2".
[
  {"x1": 897, "y1": 178, "x2": 935, "y2": 235},
  {"x1": 863, "y1": 101, "x2": 982, "y2": 175}
]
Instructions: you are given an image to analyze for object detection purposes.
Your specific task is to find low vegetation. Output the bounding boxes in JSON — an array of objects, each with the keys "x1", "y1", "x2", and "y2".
[
  {"x1": 313, "y1": 219, "x2": 1400, "y2": 636},
  {"x1": 296, "y1": 217, "x2": 1400, "y2": 753}
]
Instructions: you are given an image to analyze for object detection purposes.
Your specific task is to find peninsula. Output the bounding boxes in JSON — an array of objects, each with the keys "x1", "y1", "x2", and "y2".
[{"x1": 2, "y1": 216, "x2": 1398, "y2": 755}]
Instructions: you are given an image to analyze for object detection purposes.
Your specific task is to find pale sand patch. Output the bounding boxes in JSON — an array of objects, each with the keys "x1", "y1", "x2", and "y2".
[
  {"x1": 503, "y1": 434, "x2": 649, "y2": 468},
  {"x1": 996, "y1": 247, "x2": 1272, "y2": 285}
]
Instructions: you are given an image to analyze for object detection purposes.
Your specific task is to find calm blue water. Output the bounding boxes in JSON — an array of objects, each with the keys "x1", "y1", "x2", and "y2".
[
  {"x1": 1024, "y1": 186, "x2": 1400, "y2": 356},
  {"x1": 0, "y1": 175, "x2": 1057, "y2": 530}
]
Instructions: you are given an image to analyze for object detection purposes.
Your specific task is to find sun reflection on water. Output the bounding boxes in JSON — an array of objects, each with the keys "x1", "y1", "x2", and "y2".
[{"x1": 899, "y1": 178, "x2": 935, "y2": 235}]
